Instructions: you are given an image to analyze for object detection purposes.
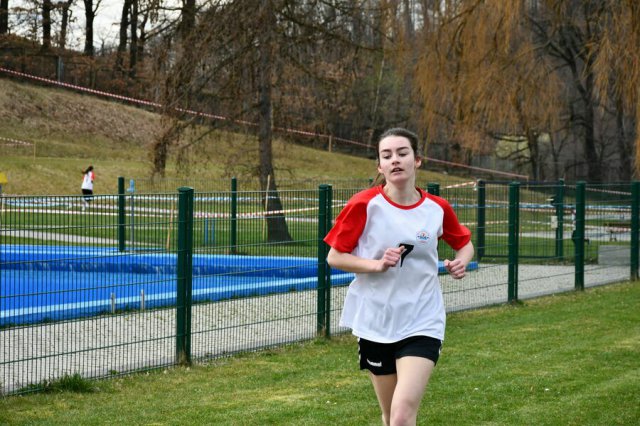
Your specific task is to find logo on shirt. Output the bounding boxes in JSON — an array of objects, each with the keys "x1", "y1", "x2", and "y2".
[
  {"x1": 416, "y1": 230, "x2": 431, "y2": 244},
  {"x1": 366, "y1": 359, "x2": 382, "y2": 368}
]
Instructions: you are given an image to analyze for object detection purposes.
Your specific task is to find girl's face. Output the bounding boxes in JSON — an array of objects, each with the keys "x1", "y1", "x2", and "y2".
[{"x1": 377, "y1": 135, "x2": 422, "y2": 186}]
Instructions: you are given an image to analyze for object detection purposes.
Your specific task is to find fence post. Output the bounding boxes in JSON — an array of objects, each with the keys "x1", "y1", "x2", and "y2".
[
  {"x1": 118, "y1": 177, "x2": 126, "y2": 252},
  {"x1": 508, "y1": 182, "x2": 520, "y2": 303},
  {"x1": 324, "y1": 185, "x2": 333, "y2": 338},
  {"x1": 317, "y1": 184, "x2": 329, "y2": 336},
  {"x1": 176, "y1": 187, "x2": 194, "y2": 365},
  {"x1": 230, "y1": 177, "x2": 238, "y2": 254},
  {"x1": 427, "y1": 183, "x2": 440, "y2": 196},
  {"x1": 55, "y1": 56, "x2": 64, "y2": 82},
  {"x1": 631, "y1": 181, "x2": 640, "y2": 280},
  {"x1": 476, "y1": 180, "x2": 486, "y2": 261},
  {"x1": 555, "y1": 178, "x2": 565, "y2": 259},
  {"x1": 574, "y1": 181, "x2": 586, "y2": 291}
]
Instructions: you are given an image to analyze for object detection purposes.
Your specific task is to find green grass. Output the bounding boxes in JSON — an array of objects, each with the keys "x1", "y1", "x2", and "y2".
[
  {"x1": 2, "y1": 282, "x2": 638, "y2": 425},
  {"x1": 0, "y1": 78, "x2": 467, "y2": 196},
  {"x1": 0, "y1": 199, "x2": 616, "y2": 260},
  {"x1": 19, "y1": 374, "x2": 99, "y2": 395}
]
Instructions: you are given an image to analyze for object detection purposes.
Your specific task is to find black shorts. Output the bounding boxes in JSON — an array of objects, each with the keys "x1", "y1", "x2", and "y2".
[
  {"x1": 82, "y1": 189, "x2": 93, "y2": 201},
  {"x1": 358, "y1": 335, "x2": 442, "y2": 376}
]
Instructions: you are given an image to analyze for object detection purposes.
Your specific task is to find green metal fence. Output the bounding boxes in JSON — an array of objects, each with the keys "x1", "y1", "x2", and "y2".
[
  {"x1": 1, "y1": 179, "x2": 638, "y2": 395},
  {"x1": 125, "y1": 177, "x2": 375, "y2": 193}
]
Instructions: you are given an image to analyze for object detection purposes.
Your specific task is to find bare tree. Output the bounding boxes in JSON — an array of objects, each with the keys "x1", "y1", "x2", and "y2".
[
  {"x1": 56, "y1": 0, "x2": 75, "y2": 49},
  {"x1": 0, "y1": 0, "x2": 9, "y2": 34},
  {"x1": 525, "y1": 1, "x2": 607, "y2": 182},
  {"x1": 115, "y1": 0, "x2": 132, "y2": 72},
  {"x1": 403, "y1": 0, "x2": 638, "y2": 181},
  {"x1": 592, "y1": 0, "x2": 640, "y2": 178},
  {"x1": 150, "y1": 0, "x2": 390, "y2": 240},
  {"x1": 41, "y1": 0, "x2": 52, "y2": 49},
  {"x1": 82, "y1": 0, "x2": 100, "y2": 56},
  {"x1": 256, "y1": 0, "x2": 291, "y2": 241},
  {"x1": 129, "y1": 0, "x2": 138, "y2": 77},
  {"x1": 179, "y1": 0, "x2": 195, "y2": 37}
]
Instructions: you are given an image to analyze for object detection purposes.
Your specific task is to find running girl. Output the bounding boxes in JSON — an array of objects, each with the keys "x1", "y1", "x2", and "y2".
[{"x1": 324, "y1": 128, "x2": 474, "y2": 425}]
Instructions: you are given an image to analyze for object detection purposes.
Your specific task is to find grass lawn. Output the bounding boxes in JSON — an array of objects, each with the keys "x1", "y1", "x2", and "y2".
[
  {"x1": 1, "y1": 281, "x2": 638, "y2": 425},
  {"x1": 0, "y1": 78, "x2": 467, "y2": 196}
]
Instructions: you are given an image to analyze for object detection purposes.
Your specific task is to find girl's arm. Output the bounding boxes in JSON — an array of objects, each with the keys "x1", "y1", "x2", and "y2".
[
  {"x1": 327, "y1": 246, "x2": 405, "y2": 273},
  {"x1": 444, "y1": 241, "x2": 475, "y2": 279}
]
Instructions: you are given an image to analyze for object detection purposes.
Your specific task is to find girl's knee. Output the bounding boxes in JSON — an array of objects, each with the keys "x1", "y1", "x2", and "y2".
[{"x1": 390, "y1": 401, "x2": 419, "y2": 426}]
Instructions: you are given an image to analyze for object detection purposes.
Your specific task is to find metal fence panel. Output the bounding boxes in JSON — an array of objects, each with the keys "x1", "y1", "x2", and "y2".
[
  {"x1": 1, "y1": 180, "x2": 637, "y2": 395},
  {"x1": 1, "y1": 193, "x2": 180, "y2": 394}
]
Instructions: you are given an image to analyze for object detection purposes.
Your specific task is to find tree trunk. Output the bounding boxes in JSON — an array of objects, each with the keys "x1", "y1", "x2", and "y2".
[
  {"x1": 58, "y1": 0, "x2": 74, "y2": 49},
  {"x1": 180, "y1": 0, "x2": 196, "y2": 38},
  {"x1": 115, "y1": 0, "x2": 131, "y2": 73},
  {"x1": 137, "y1": 13, "x2": 147, "y2": 62},
  {"x1": 258, "y1": 0, "x2": 291, "y2": 243},
  {"x1": 152, "y1": 121, "x2": 182, "y2": 178},
  {"x1": 402, "y1": 0, "x2": 413, "y2": 38},
  {"x1": 527, "y1": 130, "x2": 543, "y2": 181},
  {"x1": 582, "y1": 71, "x2": 602, "y2": 182},
  {"x1": 129, "y1": 0, "x2": 138, "y2": 78},
  {"x1": 42, "y1": 0, "x2": 53, "y2": 50},
  {"x1": 615, "y1": 96, "x2": 632, "y2": 180},
  {"x1": 0, "y1": 0, "x2": 8, "y2": 34},
  {"x1": 83, "y1": 0, "x2": 95, "y2": 56}
]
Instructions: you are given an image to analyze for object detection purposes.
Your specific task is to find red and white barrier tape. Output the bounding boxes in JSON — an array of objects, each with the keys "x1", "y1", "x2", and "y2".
[
  {"x1": 7, "y1": 200, "x2": 349, "y2": 220},
  {"x1": 444, "y1": 181, "x2": 476, "y2": 189},
  {"x1": 1, "y1": 66, "x2": 540, "y2": 177},
  {"x1": 0, "y1": 67, "x2": 369, "y2": 147},
  {"x1": 426, "y1": 157, "x2": 528, "y2": 179},
  {"x1": 585, "y1": 187, "x2": 631, "y2": 196},
  {"x1": 564, "y1": 183, "x2": 631, "y2": 196},
  {"x1": 0, "y1": 67, "x2": 163, "y2": 109},
  {"x1": 0, "y1": 136, "x2": 34, "y2": 146}
]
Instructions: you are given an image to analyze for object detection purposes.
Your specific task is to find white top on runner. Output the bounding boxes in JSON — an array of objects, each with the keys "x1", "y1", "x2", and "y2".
[
  {"x1": 324, "y1": 185, "x2": 471, "y2": 343},
  {"x1": 81, "y1": 171, "x2": 94, "y2": 191}
]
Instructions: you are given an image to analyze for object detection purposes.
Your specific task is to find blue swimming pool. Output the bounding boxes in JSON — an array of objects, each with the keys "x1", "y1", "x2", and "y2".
[{"x1": 1, "y1": 245, "x2": 477, "y2": 325}]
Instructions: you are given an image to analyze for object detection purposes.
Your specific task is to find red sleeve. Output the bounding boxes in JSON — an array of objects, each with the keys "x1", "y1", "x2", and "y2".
[
  {"x1": 323, "y1": 190, "x2": 371, "y2": 253},
  {"x1": 427, "y1": 194, "x2": 471, "y2": 250}
]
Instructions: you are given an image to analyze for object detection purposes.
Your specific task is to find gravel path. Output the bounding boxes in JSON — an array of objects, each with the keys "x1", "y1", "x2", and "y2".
[{"x1": 1, "y1": 264, "x2": 630, "y2": 394}]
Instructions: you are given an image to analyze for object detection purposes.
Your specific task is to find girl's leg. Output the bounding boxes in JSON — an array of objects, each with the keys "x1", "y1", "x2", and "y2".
[
  {"x1": 369, "y1": 372, "x2": 397, "y2": 426},
  {"x1": 389, "y1": 356, "x2": 435, "y2": 425}
]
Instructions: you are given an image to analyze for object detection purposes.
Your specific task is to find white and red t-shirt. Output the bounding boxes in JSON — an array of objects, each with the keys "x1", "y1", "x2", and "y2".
[
  {"x1": 324, "y1": 185, "x2": 471, "y2": 343},
  {"x1": 81, "y1": 171, "x2": 95, "y2": 191}
]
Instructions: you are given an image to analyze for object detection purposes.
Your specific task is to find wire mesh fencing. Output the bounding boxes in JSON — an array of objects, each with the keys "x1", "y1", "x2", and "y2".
[
  {"x1": 1, "y1": 180, "x2": 638, "y2": 395},
  {"x1": 0, "y1": 193, "x2": 180, "y2": 395},
  {"x1": 126, "y1": 176, "x2": 376, "y2": 193}
]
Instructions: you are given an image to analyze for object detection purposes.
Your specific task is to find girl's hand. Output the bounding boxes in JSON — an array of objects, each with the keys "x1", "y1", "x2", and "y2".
[
  {"x1": 444, "y1": 258, "x2": 466, "y2": 279},
  {"x1": 375, "y1": 246, "x2": 405, "y2": 272}
]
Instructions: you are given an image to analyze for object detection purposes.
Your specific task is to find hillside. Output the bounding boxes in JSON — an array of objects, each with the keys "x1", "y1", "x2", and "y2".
[{"x1": 0, "y1": 78, "x2": 467, "y2": 195}]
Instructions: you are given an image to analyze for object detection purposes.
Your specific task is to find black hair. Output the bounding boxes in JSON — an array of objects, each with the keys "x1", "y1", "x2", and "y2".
[{"x1": 82, "y1": 166, "x2": 94, "y2": 174}]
